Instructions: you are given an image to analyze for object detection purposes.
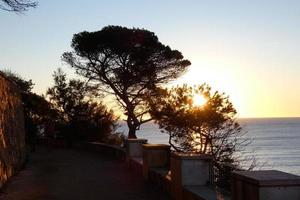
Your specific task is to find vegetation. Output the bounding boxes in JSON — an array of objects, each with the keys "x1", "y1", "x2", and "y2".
[
  {"x1": 1, "y1": 69, "x2": 122, "y2": 148},
  {"x1": 148, "y1": 84, "x2": 251, "y2": 189},
  {"x1": 46, "y1": 68, "x2": 121, "y2": 145},
  {"x1": 0, "y1": 0, "x2": 37, "y2": 12},
  {"x1": 63, "y1": 25, "x2": 191, "y2": 138},
  {"x1": 1, "y1": 25, "x2": 253, "y2": 189}
]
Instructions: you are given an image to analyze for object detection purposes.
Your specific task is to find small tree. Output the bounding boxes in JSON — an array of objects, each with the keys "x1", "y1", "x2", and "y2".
[
  {"x1": 148, "y1": 84, "x2": 251, "y2": 189},
  {"x1": 0, "y1": 0, "x2": 37, "y2": 12},
  {"x1": 62, "y1": 25, "x2": 191, "y2": 138},
  {"x1": 47, "y1": 68, "x2": 119, "y2": 143}
]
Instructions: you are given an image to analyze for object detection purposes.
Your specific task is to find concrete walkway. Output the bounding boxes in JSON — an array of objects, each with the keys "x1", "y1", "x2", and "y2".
[{"x1": 0, "y1": 147, "x2": 171, "y2": 200}]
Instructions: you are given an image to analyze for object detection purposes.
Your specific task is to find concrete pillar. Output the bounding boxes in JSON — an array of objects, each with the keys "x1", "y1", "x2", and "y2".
[
  {"x1": 232, "y1": 170, "x2": 300, "y2": 200},
  {"x1": 125, "y1": 138, "x2": 147, "y2": 160},
  {"x1": 170, "y1": 152, "x2": 213, "y2": 200},
  {"x1": 142, "y1": 144, "x2": 170, "y2": 179}
]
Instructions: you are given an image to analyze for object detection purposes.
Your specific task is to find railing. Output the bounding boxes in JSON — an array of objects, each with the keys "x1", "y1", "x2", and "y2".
[
  {"x1": 82, "y1": 139, "x2": 300, "y2": 200},
  {"x1": 80, "y1": 142, "x2": 126, "y2": 160}
]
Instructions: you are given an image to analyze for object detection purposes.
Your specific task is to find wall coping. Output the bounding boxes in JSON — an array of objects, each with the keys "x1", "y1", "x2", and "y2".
[
  {"x1": 171, "y1": 152, "x2": 212, "y2": 160},
  {"x1": 232, "y1": 170, "x2": 300, "y2": 186},
  {"x1": 184, "y1": 185, "x2": 231, "y2": 200},
  {"x1": 143, "y1": 144, "x2": 170, "y2": 149},
  {"x1": 125, "y1": 138, "x2": 148, "y2": 143},
  {"x1": 87, "y1": 142, "x2": 125, "y2": 152},
  {"x1": 131, "y1": 157, "x2": 143, "y2": 164},
  {"x1": 150, "y1": 167, "x2": 172, "y2": 183}
]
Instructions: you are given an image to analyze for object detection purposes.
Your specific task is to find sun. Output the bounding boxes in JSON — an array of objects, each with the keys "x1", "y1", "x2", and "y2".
[{"x1": 193, "y1": 94, "x2": 206, "y2": 107}]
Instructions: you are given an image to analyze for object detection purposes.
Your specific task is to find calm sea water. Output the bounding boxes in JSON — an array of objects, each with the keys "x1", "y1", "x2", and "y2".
[{"x1": 118, "y1": 118, "x2": 300, "y2": 175}]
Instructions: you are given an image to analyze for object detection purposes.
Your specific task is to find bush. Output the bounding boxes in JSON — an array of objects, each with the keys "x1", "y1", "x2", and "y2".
[{"x1": 47, "y1": 68, "x2": 119, "y2": 145}]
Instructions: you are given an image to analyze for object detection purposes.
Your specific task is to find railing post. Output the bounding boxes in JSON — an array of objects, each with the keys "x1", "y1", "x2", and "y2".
[
  {"x1": 142, "y1": 144, "x2": 170, "y2": 179},
  {"x1": 232, "y1": 170, "x2": 300, "y2": 200},
  {"x1": 125, "y1": 138, "x2": 147, "y2": 161},
  {"x1": 170, "y1": 152, "x2": 213, "y2": 200}
]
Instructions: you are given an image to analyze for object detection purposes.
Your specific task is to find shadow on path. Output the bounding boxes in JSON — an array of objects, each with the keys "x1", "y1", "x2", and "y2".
[{"x1": 0, "y1": 147, "x2": 171, "y2": 200}]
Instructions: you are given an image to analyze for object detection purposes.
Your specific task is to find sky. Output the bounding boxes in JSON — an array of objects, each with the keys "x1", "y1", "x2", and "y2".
[{"x1": 1, "y1": 0, "x2": 300, "y2": 118}]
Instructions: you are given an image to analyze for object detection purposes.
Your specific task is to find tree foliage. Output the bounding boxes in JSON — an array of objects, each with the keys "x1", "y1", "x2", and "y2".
[
  {"x1": 1, "y1": 70, "x2": 55, "y2": 122},
  {"x1": 47, "y1": 68, "x2": 119, "y2": 143},
  {"x1": 1, "y1": 70, "x2": 33, "y2": 92},
  {"x1": 63, "y1": 25, "x2": 191, "y2": 138},
  {"x1": 148, "y1": 84, "x2": 251, "y2": 189},
  {"x1": 0, "y1": 0, "x2": 37, "y2": 12}
]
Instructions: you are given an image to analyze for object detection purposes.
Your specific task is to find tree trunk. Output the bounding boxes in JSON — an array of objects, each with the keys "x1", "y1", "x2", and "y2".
[
  {"x1": 128, "y1": 126, "x2": 137, "y2": 138},
  {"x1": 126, "y1": 108, "x2": 139, "y2": 139}
]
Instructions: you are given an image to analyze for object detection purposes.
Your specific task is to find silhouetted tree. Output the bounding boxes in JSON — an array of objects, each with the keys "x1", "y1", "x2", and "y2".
[
  {"x1": 0, "y1": 0, "x2": 37, "y2": 12},
  {"x1": 148, "y1": 84, "x2": 253, "y2": 189},
  {"x1": 63, "y1": 25, "x2": 191, "y2": 138},
  {"x1": 47, "y1": 68, "x2": 119, "y2": 143}
]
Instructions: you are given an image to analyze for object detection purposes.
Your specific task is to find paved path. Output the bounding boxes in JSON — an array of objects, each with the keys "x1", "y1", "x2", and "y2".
[{"x1": 0, "y1": 147, "x2": 171, "y2": 200}]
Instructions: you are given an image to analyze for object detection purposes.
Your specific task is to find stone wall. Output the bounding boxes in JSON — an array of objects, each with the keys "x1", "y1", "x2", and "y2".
[
  {"x1": 82, "y1": 139, "x2": 300, "y2": 200},
  {"x1": 0, "y1": 73, "x2": 26, "y2": 188}
]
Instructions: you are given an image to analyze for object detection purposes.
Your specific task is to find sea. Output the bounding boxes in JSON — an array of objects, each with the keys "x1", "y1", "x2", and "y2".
[{"x1": 118, "y1": 118, "x2": 300, "y2": 176}]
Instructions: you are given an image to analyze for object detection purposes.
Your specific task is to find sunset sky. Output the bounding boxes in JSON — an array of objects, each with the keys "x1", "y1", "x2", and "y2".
[{"x1": 1, "y1": 0, "x2": 300, "y2": 118}]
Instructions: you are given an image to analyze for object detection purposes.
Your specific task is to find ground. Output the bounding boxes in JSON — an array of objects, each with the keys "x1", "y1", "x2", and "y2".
[{"x1": 0, "y1": 147, "x2": 171, "y2": 200}]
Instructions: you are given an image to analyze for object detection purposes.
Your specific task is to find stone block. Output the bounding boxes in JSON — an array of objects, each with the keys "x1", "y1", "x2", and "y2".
[
  {"x1": 142, "y1": 144, "x2": 170, "y2": 179},
  {"x1": 125, "y1": 138, "x2": 147, "y2": 159},
  {"x1": 232, "y1": 170, "x2": 300, "y2": 200},
  {"x1": 170, "y1": 152, "x2": 213, "y2": 200}
]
